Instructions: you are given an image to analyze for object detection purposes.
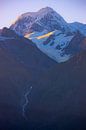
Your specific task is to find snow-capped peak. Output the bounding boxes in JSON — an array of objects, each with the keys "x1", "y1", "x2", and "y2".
[
  {"x1": 38, "y1": 6, "x2": 54, "y2": 12},
  {"x1": 20, "y1": 7, "x2": 54, "y2": 18},
  {"x1": 10, "y1": 7, "x2": 68, "y2": 35},
  {"x1": 18, "y1": 7, "x2": 64, "y2": 21},
  {"x1": 9, "y1": 7, "x2": 86, "y2": 63}
]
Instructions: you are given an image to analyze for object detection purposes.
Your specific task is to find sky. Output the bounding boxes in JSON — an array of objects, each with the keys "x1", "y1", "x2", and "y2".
[{"x1": 0, "y1": 0, "x2": 86, "y2": 28}]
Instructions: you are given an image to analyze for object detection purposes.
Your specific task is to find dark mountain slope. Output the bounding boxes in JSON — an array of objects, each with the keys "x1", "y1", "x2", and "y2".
[
  {"x1": 0, "y1": 27, "x2": 56, "y2": 69},
  {"x1": 64, "y1": 31, "x2": 86, "y2": 55},
  {"x1": 25, "y1": 51, "x2": 86, "y2": 130},
  {"x1": 0, "y1": 28, "x2": 86, "y2": 130},
  {"x1": 0, "y1": 28, "x2": 56, "y2": 129}
]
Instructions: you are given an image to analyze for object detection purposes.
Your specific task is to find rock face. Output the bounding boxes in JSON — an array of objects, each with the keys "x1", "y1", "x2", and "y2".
[{"x1": 24, "y1": 30, "x2": 86, "y2": 63}]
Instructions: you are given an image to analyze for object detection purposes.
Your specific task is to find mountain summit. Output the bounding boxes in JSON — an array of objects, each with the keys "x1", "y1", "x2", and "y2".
[
  {"x1": 10, "y1": 7, "x2": 68, "y2": 35},
  {"x1": 37, "y1": 6, "x2": 55, "y2": 13},
  {"x1": 10, "y1": 7, "x2": 86, "y2": 36}
]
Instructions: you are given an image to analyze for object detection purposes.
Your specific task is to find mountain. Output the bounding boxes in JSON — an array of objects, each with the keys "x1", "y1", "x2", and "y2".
[
  {"x1": 10, "y1": 7, "x2": 86, "y2": 63},
  {"x1": 1, "y1": 7, "x2": 86, "y2": 129},
  {"x1": 10, "y1": 7, "x2": 69, "y2": 35},
  {"x1": 0, "y1": 27, "x2": 86, "y2": 130},
  {"x1": 10, "y1": 7, "x2": 86, "y2": 36}
]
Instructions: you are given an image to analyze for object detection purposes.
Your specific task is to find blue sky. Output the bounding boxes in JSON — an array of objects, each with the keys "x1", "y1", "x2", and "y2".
[{"x1": 0, "y1": 0, "x2": 86, "y2": 28}]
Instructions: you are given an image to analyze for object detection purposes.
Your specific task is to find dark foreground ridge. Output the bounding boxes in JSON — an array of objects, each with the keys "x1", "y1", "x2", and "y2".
[{"x1": 0, "y1": 28, "x2": 86, "y2": 129}]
